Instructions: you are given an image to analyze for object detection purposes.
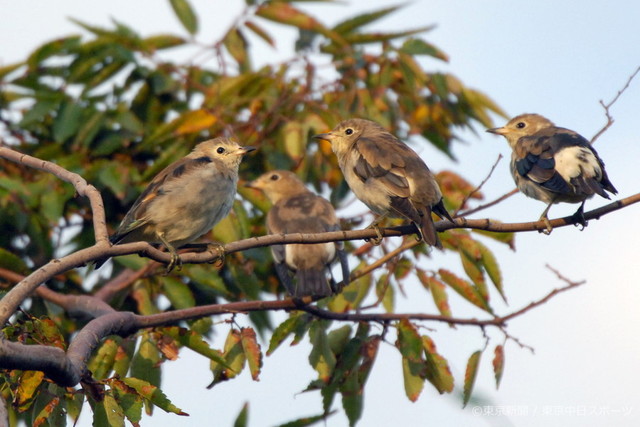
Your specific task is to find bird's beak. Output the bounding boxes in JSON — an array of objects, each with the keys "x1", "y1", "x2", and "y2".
[
  {"x1": 237, "y1": 146, "x2": 257, "y2": 155},
  {"x1": 313, "y1": 132, "x2": 332, "y2": 142},
  {"x1": 244, "y1": 180, "x2": 260, "y2": 189},
  {"x1": 486, "y1": 127, "x2": 508, "y2": 135}
]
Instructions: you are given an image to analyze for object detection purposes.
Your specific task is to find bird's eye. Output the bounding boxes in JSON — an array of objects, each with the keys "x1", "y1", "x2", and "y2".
[
  {"x1": 216, "y1": 147, "x2": 225, "y2": 154},
  {"x1": 270, "y1": 174, "x2": 279, "y2": 181},
  {"x1": 345, "y1": 128, "x2": 354, "y2": 135},
  {"x1": 516, "y1": 122, "x2": 526, "y2": 129}
]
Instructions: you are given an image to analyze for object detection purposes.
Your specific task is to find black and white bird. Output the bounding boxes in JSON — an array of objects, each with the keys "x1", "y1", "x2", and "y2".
[
  {"x1": 487, "y1": 113, "x2": 617, "y2": 233},
  {"x1": 247, "y1": 170, "x2": 349, "y2": 298},
  {"x1": 314, "y1": 118, "x2": 452, "y2": 247}
]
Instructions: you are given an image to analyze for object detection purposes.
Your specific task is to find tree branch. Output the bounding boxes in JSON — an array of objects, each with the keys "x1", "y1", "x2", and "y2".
[{"x1": 591, "y1": 65, "x2": 640, "y2": 144}]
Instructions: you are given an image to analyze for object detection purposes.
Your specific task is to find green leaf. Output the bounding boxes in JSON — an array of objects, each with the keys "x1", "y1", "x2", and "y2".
[
  {"x1": 400, "y1": 38, "x2": 448, "y2": 61},
  {"x1": 308, "y1": 321, "x2": 336, "y2": 383},
  {"x1": 244, "y1": 21, "x2": 275, "y2": 47},
  {"x1": 422, "y1": 336, "x2": 453, "y2": 394},
  {"x1": 473, "y1": 229, "x2": 516, "y2": 250},
  {"x1": 169, "y1": 0, "x2": 199, "y2": 35},
  {"x1": 396, "y1": 319, "x2": 425, "y2": 402},
  {"x1": 0, "y1": 246, "x2": 29, "y2": 275},
  {"x1": 95, "y1": 392, "x2": 125, "y2": 427},
  {"x1": 121, "y1": 377, "x2": 188, "y2": 415},
  {"x1": 256, "y1": 2, "x2": 345, "y2": 46},
  {"x1": 333, "y1": 5, "x2": 404, "y2": 35},
  {"x1": 223, "y1": 28, "x2": 251, "y2": 72},
  {"x1": 438, "y1": 269, "x2": 491, "y2": 312},
  {"x1": 110, "y1": 378, "x2": 144, "y2": 425},
  {"x1": 234, "y1": 402, "x2": 249, "y2": 427},
  {"x1": 477, "y1": 240, "x2": 506, "y2": 302},
  {"x1": 417, "y1": 270, "x2": 452, "y2": 317},
  {"x1": 142, "y1": 34, "x2": 186, "y2": 50},
  {"x1": 275, "y1": 412, "x2": 333, "y2": 427},
  {"x1": 164, "y1": 327, "x2": 229, "y2": 368},
  {"x1": 130, "y1": 334, "x2": 161, "y2": 387},
  {"x1": 0, "y1": 62, "x2": 23, "y2": 79},
  {"x1": 327, "y1": 261, "x2": 372, "y2": 312},
  {"x1": 327, "y1": 325, "x2": 352, "y2": 356},
  {"x1": 267, "y1": 313, "x2": 310, "y2": 355},
  {"x1": 52, "y1": 101, "x2": 83, "y2": 143},
  {"x1": 16, "y1": 371, "x2": 45, "y2": 411},
  {"x1": 493, "y1": 345, "x2": 505, "y2": 389},
  {"x1": 463, "y1": 351, "x2": 482, "y2": 407},
  {"x1": 88, "y1": 338, "x2": 119, "y2": 380},
  {"x1": 375, "y1": 273, "x2": 394, "y2": 313},
  {"x1": 26, "y1": 36, "x2": 81, "y2": 70},
  {"x1": 162, "y1": 277, "x2": 196, "y2": 309}
]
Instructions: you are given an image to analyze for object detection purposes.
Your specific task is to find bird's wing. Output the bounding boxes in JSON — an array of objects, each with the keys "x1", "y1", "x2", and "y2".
[
  {"x1": 352, "y1": 135, "x2": 413, "y2": 198},
  {"x1": 111, "y1": 155, "x2": 212, "y2": 242},
  {"x1": 513, "y1": 133, "x2": 572, "y2": 195}
]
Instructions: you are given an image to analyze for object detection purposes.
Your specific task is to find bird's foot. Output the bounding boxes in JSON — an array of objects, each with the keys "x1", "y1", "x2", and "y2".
[
  {"x1": 207, "y1": 243, "x2": 225, "y2": 268},
  {"x1": 365, "y1": 225, "x2": 384, "y2": 246},
  {"x1": 164, "y1": 252, "x2": 182, "y2": 275},
  {"x1": 538, "y1": 216, "x2": 553, "y2": 235},
  {"x1": 570, "y1": 206, "x2": 588, "y2": 231}
]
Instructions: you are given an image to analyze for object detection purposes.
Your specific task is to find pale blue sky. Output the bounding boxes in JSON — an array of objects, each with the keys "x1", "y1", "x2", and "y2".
[{"x1": 2, "y1": 1, "x2": 640, "y2": 426}]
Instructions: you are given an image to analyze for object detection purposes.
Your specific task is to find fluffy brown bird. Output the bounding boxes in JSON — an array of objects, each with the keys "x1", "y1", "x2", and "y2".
[
  {"x1": 487, "y1": 113, "x2": 617, "y2": 233},
  {"x1": 108, "y1": 137, "x2": 255, "y2": 272},
  {"x1": 314, "y1": 118, "x2": 452, "y2": 247},
  {"x1": 247, "y1": 170, "x2": 349, "y2": 298}
]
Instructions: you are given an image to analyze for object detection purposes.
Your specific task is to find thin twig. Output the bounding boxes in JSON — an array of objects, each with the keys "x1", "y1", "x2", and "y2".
[
  {"x1": 457, "y1": 188, "x2": 519, "y2": 217},
  {"x1": 591, "y1": 65, "x2": 640, "y2": 144},
  {"x1": 453, "y1": 154, "x2": 503, "y2": 217}
]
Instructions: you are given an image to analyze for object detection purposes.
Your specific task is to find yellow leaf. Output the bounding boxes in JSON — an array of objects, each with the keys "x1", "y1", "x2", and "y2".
[{"x1": 173, "y1": 109, "x2": 217, "y2": 136}]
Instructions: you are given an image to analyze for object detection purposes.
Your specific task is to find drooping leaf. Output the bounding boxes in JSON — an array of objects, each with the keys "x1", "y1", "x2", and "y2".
[
  {"x1": 169, "y1": 0, "x2": 199, "y2": 35},
  {"x1": 417, "y1": 270, "x2": 452, "y2": 317},
  {"x1": 396, "y1": 319, "x2": 425, "y2": 402},
  {"x1": 493, "y1": 345, "x2": 505, "y2": 389},
  {"x1": 438, "y1": 269, "x2": 491, "y2": 312},
  {"x1": 422, "y1": 336, "x2": 453, "y2": 394},
  {"x1": 121, "y1": 377, "x2": 188, "y2": 416},
  {"x1": 240, "y1": 327, "x2": 262, "y2": 381},
  {"x1": 308, "y1": 321, "x2": 336, "y2": 383},
  {"x1": 463, "y1": 351, "x2": 482, "y2": 408}
]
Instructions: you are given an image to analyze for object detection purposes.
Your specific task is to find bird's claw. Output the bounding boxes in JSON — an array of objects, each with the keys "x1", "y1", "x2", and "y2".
[
  {"x1": 164, "y1": 252, "x2": 182, "y2": 275},
  {"x1": 538, "y1": 216, "x2": 553, "y2": 235},
  {"x1": 207, "y1": 243, "x2": 225, "y2": 268},
  {"x1": 365, "y1": 225, "x2": 384, "y2": 246}
]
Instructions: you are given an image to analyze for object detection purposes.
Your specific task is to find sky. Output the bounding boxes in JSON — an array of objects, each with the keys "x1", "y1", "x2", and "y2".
[{"x1": 2, "y1": 1, "x2": 640, "y2": 426}]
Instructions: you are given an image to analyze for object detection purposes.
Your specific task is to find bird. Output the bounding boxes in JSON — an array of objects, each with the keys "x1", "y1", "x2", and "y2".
[
  {"x1": 313, "y1": 118, "x2": 453, "y2": 247},
  {"x1": 487, "y1": 113, "x2": 617, "y2": 233},
  {"x1": 247, "y1": 170, "x2": 349, "y2": 298},
  {"x1": 107, "y1": 137, "x2": 255, "y2": 272}
]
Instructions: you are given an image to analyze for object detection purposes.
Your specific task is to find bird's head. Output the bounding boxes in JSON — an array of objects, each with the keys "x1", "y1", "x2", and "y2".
[
  {"x1": 195, "y1": 137, "x2": 256, "y2": 169},
  {"x1": 313, "y1": 118, "x2": 384, "y2": 156},
  {"x1": 246, "y1": 170, "x2": 309, "y2": 204},
  {"x1": 487, "y1": 113, "x2": 555, "y2": 147}
]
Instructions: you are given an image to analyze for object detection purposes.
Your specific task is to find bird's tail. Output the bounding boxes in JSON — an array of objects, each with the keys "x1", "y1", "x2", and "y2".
[
  {"x1": 419, "y1": 206, "x2": 443, "y2": 249},
  {"x1": 295, "y1": 269, "x2": 333, "y2": 298}
]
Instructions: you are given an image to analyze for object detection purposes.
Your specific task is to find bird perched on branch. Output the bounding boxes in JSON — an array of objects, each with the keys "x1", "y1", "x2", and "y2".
[
  {"x1": 247, "y1": 170, "x2": 349, "y2": 298},
  {"x1": 107, "y1": 137, "x2": 255, "y2": 272},
  {"x1": 314, "y1": 118, "x2": 452, "y2": 247},
  {"x1": 487, "y1": 113, "x2": 617, "y2": 233}
]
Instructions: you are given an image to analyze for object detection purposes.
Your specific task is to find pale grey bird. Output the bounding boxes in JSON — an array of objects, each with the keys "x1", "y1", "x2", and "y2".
[
  {"x1": 247, "y1": 170, "x2": 349, "y2": 298},
  {"x1": 487, "y1": 113, "x2": 617, "y2": 233},
  {"x1": 314, "y1": 118, "x2": 452, "y2": 247},
  {"x1": 108, "y1": 137, "x2": 255, "y2": 272}
]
